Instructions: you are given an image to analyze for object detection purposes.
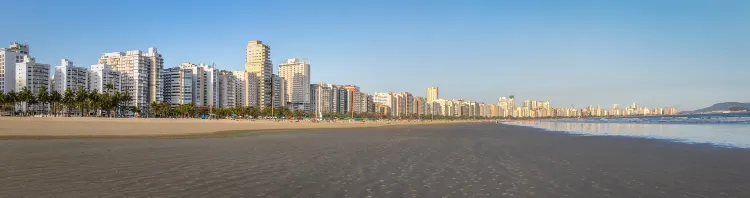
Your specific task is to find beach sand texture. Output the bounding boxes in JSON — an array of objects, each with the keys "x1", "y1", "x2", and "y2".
[{"x1": 0, "y1": 117, "x2": 442, "y2": 137}]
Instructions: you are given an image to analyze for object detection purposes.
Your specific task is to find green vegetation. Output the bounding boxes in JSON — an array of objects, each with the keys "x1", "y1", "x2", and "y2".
[{"x1": 0, "y1": 83, "x2": 134, "y2": 117}]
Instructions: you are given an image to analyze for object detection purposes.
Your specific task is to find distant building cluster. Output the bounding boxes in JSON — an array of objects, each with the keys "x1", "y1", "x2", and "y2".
[{"x1": 494, "y1": 97, "x2": 680, "y2": 118}]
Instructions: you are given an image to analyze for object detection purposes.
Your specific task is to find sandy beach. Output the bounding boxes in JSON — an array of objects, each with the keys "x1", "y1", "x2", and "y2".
[
  {"x1": 1, "y1": 123, "x2": 749, "y2": 197},
  {"x1": 0, "y1": 117, "x2": 453, "y2": 138}
]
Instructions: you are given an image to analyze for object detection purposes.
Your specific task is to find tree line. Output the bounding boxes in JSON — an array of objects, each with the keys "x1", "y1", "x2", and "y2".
[{"x1": 0, "y1": 84, "x2": 133, "y2": 117}]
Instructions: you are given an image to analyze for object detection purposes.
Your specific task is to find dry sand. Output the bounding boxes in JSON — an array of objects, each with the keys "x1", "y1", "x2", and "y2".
[{"x1": 0, "y1": 116, "x2": 454, "y2": 138}]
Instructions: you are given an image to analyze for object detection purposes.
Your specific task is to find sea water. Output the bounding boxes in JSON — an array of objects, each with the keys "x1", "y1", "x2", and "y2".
[{"x1": 509, "y1": 113, "x2": 750, "y2": 148}]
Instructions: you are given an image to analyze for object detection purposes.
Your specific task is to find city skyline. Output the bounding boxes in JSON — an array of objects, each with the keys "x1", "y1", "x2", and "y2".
[
  {"x1": 0, "y1": 40, "x2": 683, "y2": 116},
  {"x1": 3, "y1": 1, "x2": 748, "y2": 110}
]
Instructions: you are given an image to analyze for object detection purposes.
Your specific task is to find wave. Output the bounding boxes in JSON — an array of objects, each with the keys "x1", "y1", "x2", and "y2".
[{"x1": 549, "y1": 113, "x2": 750, "y2": 124}]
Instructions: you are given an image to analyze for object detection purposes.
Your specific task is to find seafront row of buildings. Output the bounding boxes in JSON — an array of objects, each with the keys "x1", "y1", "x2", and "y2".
[{"x1": 1, "y1": 41, "x2": 678, "y2": 118}]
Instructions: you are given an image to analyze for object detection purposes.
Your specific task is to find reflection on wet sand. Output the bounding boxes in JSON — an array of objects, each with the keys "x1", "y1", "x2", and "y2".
[{"x1": 510, "y1": 121, "x2": 750, "y2": 148}]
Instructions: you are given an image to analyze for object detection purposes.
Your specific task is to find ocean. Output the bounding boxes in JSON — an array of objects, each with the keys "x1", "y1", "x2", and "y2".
[{"x1": 509, "y1": 112, "x2": 750, "y2": 148}]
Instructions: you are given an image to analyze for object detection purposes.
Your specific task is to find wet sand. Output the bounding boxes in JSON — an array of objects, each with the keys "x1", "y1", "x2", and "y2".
[{"x1": 1, "y1": 123, "x2": 749, "y2": 197}]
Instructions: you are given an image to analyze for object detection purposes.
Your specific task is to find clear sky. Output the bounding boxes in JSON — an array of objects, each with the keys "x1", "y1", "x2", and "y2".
[{"x1": 2, "y1": 0, "x2": 748, "y2": 110}]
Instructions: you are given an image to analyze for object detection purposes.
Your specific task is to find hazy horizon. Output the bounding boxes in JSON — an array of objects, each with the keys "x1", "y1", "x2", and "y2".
[{"x1": 2, "y1": 0, "x2": 748, "y2": 110}]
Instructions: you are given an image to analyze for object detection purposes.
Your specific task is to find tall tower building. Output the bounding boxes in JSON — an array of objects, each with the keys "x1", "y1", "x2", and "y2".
[
  {"x1": 97, "y1": 48, "x2": 163, "y2": 112},
  {"x1": 426, "y1": 86, "x2": 439, "y2": 102},
  {"x1": 278, "y1": 58, "x2": 310, "y2": 111},
  {"x1": 245, "y1": 40, "x2": 272, "y2": 108}
]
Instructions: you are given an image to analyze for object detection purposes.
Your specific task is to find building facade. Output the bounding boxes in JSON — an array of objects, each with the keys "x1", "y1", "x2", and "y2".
[
  {"x1": 245, "y1": 40, "x2": 272, "y2": 108},
  {"x1": 278, "y1": 58, "x2": 310, "y2": 111},
  {"x1": 97, "y1": 48, "x2": 163, "y2": 111},
  {"x1": 232, "y1": 71, "x2": 259, "y2": 107},
  {"x1": 426, "y1": 86, "x2": 439, "y2": 102},
  {"x1": 89, "y1": 64, "x2": 121, "y2": 94},
  {"x1": 271, "y1": 74, "x2": 285, "y2": 108},
  {"x1": 218, "y1": 70, "x2": 237, "y2": 108},
  {"x1": 161, "y1": 67, "x2": 193, "y2": 106},
  {"x1": 54, "y1": 59, "x2": 88, "y2": 94}
]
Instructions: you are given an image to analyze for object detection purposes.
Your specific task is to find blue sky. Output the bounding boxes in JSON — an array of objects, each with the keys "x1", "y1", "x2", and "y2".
[{"x1": 2, "y1": 0, "x2": 748, "y2": 110}]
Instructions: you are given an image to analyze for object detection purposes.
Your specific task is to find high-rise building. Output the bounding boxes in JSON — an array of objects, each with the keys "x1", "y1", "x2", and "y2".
[
  {"x1": 89, "y1": 64, "x2": 122, "y2": 94},
  {"x1": 278, "y1": 58, "x2": 310, "y2": 111},
  {"x1": 218, "y1": 70, "x2": 237, "y2": 108},
  {"x1": 342, "y1": 85, "x2": 361, "y2": 113},
  {"x1": 310, "y1": 83, "x2": 332, "y2": 116},
  {"x1": 54, "y1": 59, "x2": 88, "y2": 94},
  {"x1": 15, "y1": 54, "x2": 50, "y2": 93},
  {"x1": 414, "y1": 96, "x2": 426, "y2": 116},
  {"x1": 15, "y1": 54, "x2": 50, "y2": 113},
  {"x1": 0, "y1": 42, "x2": 31, "y2": 92},
  {"x1": 331, "y1": 85, "x2": 348, "y2": 113},
  {"x1": 245, "y1": 40, "x2": 272, "y2": 108},
  {"x1": 232, "y1": 71, "x2": 259, "y2": 107},
  {"x1": 98, "y1": 48, "x2": 163, "y2": 111},
  {"x1": 358, "y1": 92, "x2": 368, "y2": 113},
  {"x1": 392, "y1": 92, "x2": 414, "y2": 116},
  {"x1": 271, "y1": 74, "x2": 285, "y2": 108},
  {"x1": 179, "y1": 63, "x2": 217, "y2": 107},
  {"x1": 426, "y1": 86, "x2": 439, "y2": 102},
  {"x1": 161, "y1": 67, "x2": 193, "y2": 106}
]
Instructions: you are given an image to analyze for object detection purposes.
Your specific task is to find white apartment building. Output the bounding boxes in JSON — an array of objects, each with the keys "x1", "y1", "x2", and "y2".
[
  {"x1": 179, "y1": 63, "x2": 218, "y2": 107},
  {"x1": 309, "y1": 83, "x2": 332, "y2": 115},
  {"x1": 161, "y1": 67, "x2": 193, "y2": 106},
  {"x1": 232, "y1": 71, "x2": 259, "y2": 107},
  {"x1": 15, "y1": 55, "x2": 50, "y2": 113},
  {"x1": 89, "y1": 64, "x2": 121, "y2": 94},
  {"x1": 54, "y1": 59, "x2": 88, "y2": 93},
  {"x1": 98, "y1": 48, "x2": 163, "y2": 112},
  {"x1": 245, "y1": 40, "x2": 272, "y2": 108},
  {"x1": 15, "y1": 55, "x2": 50, "y2": 93},
  {"x1": 271, "y1": 74, "x2": 285, "y2": 108},
  {"x1": 0, "y1": 42, "x2": 30, "y2": 92},
  {"x1": 218, "y1": 71, "x2": 237, "y2": 108},
  {"x1": 373, "y1": 92, "x2": 395, "y2": 116},
  {"x1": 278, "y1": 58, "x2": 310, "y2": 111}
]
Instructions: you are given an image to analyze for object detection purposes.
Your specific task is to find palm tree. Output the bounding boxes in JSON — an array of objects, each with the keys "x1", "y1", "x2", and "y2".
[
  {"x1": 149, "y1": 101, "x2": 159, "y2": 117},
  {"x1": 120, "y1": 90, "x2": 132, "y2": 116},
  {"x1": 37, "y1": 86, "x2": 49, "y2": 115},
  {"x1": 6, "y1": 90, "x2": 17, "y2": 116},
  {"x1": 62, "y1": 88, "x2": 75, "y2": 117},
  {"x1": 50, "y1": 90, "x2": 62, "y2": 116},
  {"x1": 75, "y1": 87, "x2": 88, "y2": 116},
  {"x1": 18, "y1": 87, "x2": 33, "y2": 116},
  {"x1": 102, "y1": 84, "x2": 115, "y2": 117},
  {"x1": 112, "y1": 91, "x2": 122, "y2": 117},
  {"x1": 88, "y1": 89, "x2": 101, "y2": 117}
]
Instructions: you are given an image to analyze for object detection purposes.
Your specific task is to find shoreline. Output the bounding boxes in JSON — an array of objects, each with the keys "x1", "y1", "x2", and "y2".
[{"x1": 0, "y1": 116, "x2": 472, "y2": 139}]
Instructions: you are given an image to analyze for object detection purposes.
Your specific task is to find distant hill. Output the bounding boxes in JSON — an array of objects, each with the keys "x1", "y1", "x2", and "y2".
[
  {"x1": 687, "y1": 102, "x2": 750, "y2": 113},
  {"x1": 729, "y1": 107, "x2": 750, "y2": 112}
]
